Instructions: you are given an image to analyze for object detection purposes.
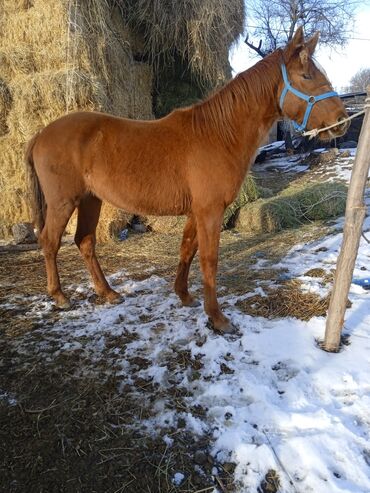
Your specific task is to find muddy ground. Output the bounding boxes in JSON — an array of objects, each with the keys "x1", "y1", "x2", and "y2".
[{"x1": 0, "y1": 218, "x2": 330, "y2": 493}]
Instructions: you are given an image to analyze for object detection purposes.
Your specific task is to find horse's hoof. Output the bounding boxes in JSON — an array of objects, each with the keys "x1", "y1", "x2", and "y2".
[
  {"x1": 106, "y1": 291, "x2": 124, "y2": 305},
  {"x1": 56, "y1": 299, "x2": 72, "y2": 310},
  {"x1": 219, "y1": 322, "x2": 237, "y2": 334},
  {"x1": 207, "y1": 318, "x2": 237, "y2": 335},
  {"x1": 182, "y1": 297, "x2": 201, "y2": 308}
]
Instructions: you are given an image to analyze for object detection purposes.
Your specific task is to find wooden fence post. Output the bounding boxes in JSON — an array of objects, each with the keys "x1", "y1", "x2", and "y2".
[{"x1": 323, "y1": 87, "x2": 370, "y2": 352}]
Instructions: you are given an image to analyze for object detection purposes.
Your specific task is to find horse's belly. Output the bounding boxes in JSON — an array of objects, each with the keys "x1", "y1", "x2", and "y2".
[{"x1": 91, "y1": 177, "x2": 191, "y2": 217}]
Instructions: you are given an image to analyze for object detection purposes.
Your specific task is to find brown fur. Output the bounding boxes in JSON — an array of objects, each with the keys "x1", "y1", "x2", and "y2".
[
  {"x1": 26, "y1": 28, "x2": 348, "y2": 332},
  {"x1": 192, "y1": 52, "x2": 282, "y2": 148}
]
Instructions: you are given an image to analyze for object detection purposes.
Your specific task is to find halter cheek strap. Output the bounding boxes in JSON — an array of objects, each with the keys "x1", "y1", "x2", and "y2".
[{"x1": 279, "y1": 64, "x2": 338, "y2": 133}]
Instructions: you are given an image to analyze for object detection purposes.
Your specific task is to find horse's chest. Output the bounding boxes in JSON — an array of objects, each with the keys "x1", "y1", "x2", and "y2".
[{"x1": 223, "y1": 168, "x2": 247, "y2": 206}]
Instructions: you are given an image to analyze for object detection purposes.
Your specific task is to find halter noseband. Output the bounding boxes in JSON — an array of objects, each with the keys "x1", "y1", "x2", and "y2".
[{"x1": 279, "y1": 64, "x2": 338, "y2": 133}]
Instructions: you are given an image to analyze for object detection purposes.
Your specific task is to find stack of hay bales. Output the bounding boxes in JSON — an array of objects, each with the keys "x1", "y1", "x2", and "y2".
[
  {"x1": 120, "y1": 0, "x2": 245, "y2": 87},
  {"x1": 0, "y1": 0, "x2": 153, "y2": 240},
  {"x1": 121, "y1": 0, "x2": 245, "y2": 117}
]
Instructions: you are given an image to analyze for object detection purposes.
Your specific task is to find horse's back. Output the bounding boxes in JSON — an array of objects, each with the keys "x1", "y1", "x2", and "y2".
[{"x1": 32, "y1": 111, "x2": 194, "y2": 215}]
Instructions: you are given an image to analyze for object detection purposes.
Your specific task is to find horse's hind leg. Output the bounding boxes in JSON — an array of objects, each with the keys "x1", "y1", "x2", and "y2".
[
  {"x1": 40, "y1": 202, "x2": 75, "y2": 308},
  {"x1": 75, "y1": 194, "x2": 121, "y2": 304},
  {"x1": 174, "y1": 215, "x2": 199, "y2": 307},
  {"x1": 195, "y1": 208, "x2": 234, "y2": 333}
]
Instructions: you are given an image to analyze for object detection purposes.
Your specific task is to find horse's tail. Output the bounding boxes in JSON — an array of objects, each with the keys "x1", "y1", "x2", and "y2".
[{"x1": 25, "y1": 131, "x2": 46, "y2": 236}]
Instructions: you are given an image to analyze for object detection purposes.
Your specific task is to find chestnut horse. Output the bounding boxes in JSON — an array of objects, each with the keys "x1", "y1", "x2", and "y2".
[{"x1": 26, "y1": 28, "x2": 348, "y2": 333}]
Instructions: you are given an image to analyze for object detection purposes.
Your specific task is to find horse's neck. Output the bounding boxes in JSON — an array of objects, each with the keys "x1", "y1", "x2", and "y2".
[
  {"x1": 226, "y1": 55, "x2": 282, "y2": 158},
  {"x1": 192, "y1": 52, "x2": 282, "y2": 164}
]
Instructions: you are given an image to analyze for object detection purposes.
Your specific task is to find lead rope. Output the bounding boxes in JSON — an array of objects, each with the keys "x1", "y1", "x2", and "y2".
[
  {"x1": 302, "y1": 96, "x2": 370, "y2": 140},
  {"x1": 302, "y1": 96, "x2": 370, "y2": 139}
]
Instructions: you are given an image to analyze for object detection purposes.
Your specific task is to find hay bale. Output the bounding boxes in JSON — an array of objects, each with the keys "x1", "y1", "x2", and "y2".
[
  {"x1": 96, "y1": 204, "x2": 132, "y2": 243},
  {"x1": 65, "y1": 204, "x2": 132, "y2": 244},
  {"x1": 68, "y1": 208, "x2": 184, "y2": 239},
  {"x1": 143, "y1": 216, "x2": 187, "y2": 233},
  {"x1": 66, "y1": 209, "x2": 131, "y2": 244},
  {"x1": 0, "y1": 0, "x2": 154, "y2": 238},
  {"x1": 236, "y1": 181, "x2": 347, "y2": 234},
  {"x1": 8, "y1": 70, "x2": 108, "y2": 139},
  {"x1": 122, "y1": 0, "x2": 245, "y2": 117},
  {"x1": 236, "y1": 200, "x2": 280, "y2": 234},
  {"x1": 224, "y1": 174, "x2": 264, "y2": 226},
  {"x1": 154, "y1": 55, "x2": 204, "y2": 117},
  {"x1": 130, "y1": 63, "x2": 153, "y2": 119},
  {"x1": 121, "y1": 0, "x2": 245, "y2": 85},
  {"x1": 0, "y1": 135, "x2": 29, "y2": 238},
  {"x1": 0, "y1": 0, "x2": 70, "y2": 80},
  {"x1": 1, "y1": 0, "x2": 33, "y2": 13},
  {"x1": 0, "y1": 47, "x2": 36, "y2": 81}
]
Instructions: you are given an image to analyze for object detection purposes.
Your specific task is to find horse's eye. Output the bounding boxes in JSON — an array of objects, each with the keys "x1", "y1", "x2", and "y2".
[{"x1": 303, "y1": 74, "x2": 312, "y2": 80}]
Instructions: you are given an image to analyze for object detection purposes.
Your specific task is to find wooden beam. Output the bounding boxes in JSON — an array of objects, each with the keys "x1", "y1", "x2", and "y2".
[{"x1": 323, "y1": 87, "x2": 370, "y2": 352}]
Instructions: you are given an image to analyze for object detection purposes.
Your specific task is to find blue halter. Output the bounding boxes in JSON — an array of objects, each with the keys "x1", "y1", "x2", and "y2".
[{"x1": 279, "y1": 64, "x2": 338, "y2": 133}]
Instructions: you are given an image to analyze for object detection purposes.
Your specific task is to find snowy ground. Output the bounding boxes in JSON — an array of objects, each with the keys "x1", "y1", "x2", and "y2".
[
  {"x1": 3, "y1": 222, "x2": 370, "y2": 492},
  {"x1": 257, "y1": 143, "x2": 365, "y2": 181},
  {"x1": 1, "y1": 148, "x2": 369, "y2": 492}
]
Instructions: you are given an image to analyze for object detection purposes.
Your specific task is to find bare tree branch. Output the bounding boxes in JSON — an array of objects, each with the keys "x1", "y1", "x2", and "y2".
[
  {"x1": 245, "y1": 0, "x2": 359, "y2": 58},
  {"x1": 244, "y1": 34, "x2": 267, "y2": 57}
]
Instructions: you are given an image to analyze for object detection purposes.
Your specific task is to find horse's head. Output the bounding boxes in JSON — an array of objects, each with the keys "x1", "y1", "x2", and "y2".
[{"x1": 279, "y1": 27, "x2": 349, "y2": 141}]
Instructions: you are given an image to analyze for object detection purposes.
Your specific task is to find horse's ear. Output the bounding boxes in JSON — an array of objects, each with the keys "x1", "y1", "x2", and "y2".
[
  {"x1": 284, "y1": 26, "x2": 304, "y2": 61},
  {"x1": 305, "y1": 31, "x2": 320, "y2": 55},
  {"x1": 291, "y1": 26, "x2": 304, "y2": 46},
  {"x1": 299, "y1": 47, "x2": 309, "y2": 69}
]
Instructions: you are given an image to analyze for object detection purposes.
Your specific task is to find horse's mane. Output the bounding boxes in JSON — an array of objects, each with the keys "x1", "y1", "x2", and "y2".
[{"x1": 191, "y1": 49, "x2": 282, "y2": 147}]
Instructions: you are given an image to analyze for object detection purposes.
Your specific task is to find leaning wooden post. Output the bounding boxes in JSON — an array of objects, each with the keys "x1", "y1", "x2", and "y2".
[{"x1": 323, "y1": 87, "x2": 370, "y2": 352}]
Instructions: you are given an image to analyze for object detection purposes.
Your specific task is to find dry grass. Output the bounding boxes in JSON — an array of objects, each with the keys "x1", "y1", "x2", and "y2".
[
  {"x1": 0, "y1": 1, "x2": 70, "y2": 81},
  {"x1": 0, "y1": 367, "x2": 217, "y2": 493},
  {"x1": 236, "y1": 279, "x2": 330, "y2": 321},
  {"x1": 0, "y1": 0, "x2": 33, "y2": 14},
  {"x1": 304, "y1": 267, "x2": 326, "y2": 278},
  {"x1": 259, "y1": 469, "x2": 281, "y2": 493}
]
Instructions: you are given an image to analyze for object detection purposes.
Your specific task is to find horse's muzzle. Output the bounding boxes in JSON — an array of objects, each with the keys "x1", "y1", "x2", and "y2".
[
  {"x1": 332, "y1": 115, "x2": 350, "y2": 136},
  {"x1": 321, "y1": 115, "x2": 350, "y2": 141}
]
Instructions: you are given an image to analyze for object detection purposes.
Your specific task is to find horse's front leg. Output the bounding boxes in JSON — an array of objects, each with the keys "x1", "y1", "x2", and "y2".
[
  {"x1": 196, "y1": 208, "x2": 234, "y2": 334},
  {"x1": 174, "y1": 214, "x2": 199, "y2": 307}
]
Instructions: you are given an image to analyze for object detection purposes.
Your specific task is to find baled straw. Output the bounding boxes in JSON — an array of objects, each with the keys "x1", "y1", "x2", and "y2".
[
  {"x1": 0, "y1": 0, "x2": 153, "y2": 238},
  {"x1": 119, "y1": 0, "x2": 245, "y2": 86}
]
